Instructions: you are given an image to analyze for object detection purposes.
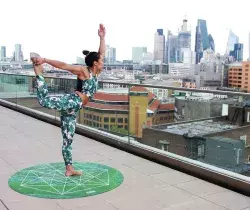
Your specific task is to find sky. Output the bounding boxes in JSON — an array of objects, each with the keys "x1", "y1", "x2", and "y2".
[{"x1": 0, "y1": 0, "x2": 250, "y2": 63}]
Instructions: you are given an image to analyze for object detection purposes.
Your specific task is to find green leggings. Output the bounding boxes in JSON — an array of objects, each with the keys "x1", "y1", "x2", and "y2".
[{"x1": 35, "y1": 75, "x2": 82, "y2": 166}]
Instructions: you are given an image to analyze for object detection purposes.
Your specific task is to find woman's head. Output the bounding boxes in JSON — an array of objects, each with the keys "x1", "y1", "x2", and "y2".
[{"x1": 82, "y1": 50, "x2": 103, "y2": 73}]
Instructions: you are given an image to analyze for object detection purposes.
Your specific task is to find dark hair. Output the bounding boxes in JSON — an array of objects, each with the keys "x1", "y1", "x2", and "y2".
[{"x1": 82, "y1": 50, "x2": 101, "y2": 67}]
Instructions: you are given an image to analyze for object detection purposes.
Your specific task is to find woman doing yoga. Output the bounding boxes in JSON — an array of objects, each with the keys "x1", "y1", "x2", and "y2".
[{"x1": 30, "y1": 23, "x2": 106, "y2": 176}]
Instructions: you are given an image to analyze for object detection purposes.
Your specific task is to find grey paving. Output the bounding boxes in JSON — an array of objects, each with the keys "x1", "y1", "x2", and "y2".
[{"x1": 0, "y1": 105, "x2": 249, "y2": 210}]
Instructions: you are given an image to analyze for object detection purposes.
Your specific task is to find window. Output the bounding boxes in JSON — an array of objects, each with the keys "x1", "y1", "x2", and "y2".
[
  {"x1": 125, "y1": 125, "x2": 128, "y2": 130},
  {"x1": 104, "y1": 117, "x2": 109, "y2": 123},
  {"x1": 118, "y1": 125, "x2": 123, "y2": 129},
  {"x1": 118, "y1": 118, "x2": 123, "y2": 123},
  {"x1": 125, "y1": 118, "x2": 128, "y2": 123},
  {"x1": 247, "y1": 112, "x2": 250, "y2": 122},
  {"x1": 93, "y1": 115, "x2": 96, "y2": 121},
  {"x1": 111, "y1": 118, "x2": 115, "y2": 123},
  {"x1": 104, "y1": 124, "x2": 109, "y2": 130},
  {"x1": 198, "y1": 145, "x2": 205, "y2": 157},
  {"x1": 248, "y1": 156, "x2": 250, "y2": 163}
]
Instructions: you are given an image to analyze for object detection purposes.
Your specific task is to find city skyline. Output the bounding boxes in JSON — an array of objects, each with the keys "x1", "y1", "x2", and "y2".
[{"x1": 1, "y1": 0, "x2": 250, "y2": 63}]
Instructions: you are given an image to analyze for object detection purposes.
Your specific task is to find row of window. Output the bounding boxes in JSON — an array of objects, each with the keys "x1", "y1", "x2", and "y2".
[
  {"x1": 84, "y1": 113, "x2": 102, "y2": 122},
  {"x1": 159, "y1": 116, "x2": 174, "y2": 121},
  {"x1": 83, "y1": 120, "x2": 128, "y2": 130},
  {"x1": 84, "y1": 113, "x2": 128, "y2": 124}
]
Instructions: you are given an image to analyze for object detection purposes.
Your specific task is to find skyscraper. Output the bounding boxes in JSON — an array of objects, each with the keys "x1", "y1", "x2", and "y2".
[
  {"x1": 14, "y1": 44, "x2": 23, "y2": 62},
  {"x1": 166, "y1": 31, "x2": 178, "y2": 63},
  {"x1": 132, "y1": 47, "x2": 147, "y2": 63},
  {"x1": 177, "y1": 19, "x2": 191, "y2": 63},
  {"x1": 105, "y1": 45, "x2": 116, "y2": 64},
  {"x1": 225, "y1": 30, "x2": 239, "y2": 55},
  {"x1": 230, "y1": 43, "x2": 243, "y2": 62},
  {"x1": 154, "y1": 29, "x2": 165, "y2": 63},
  {"x1": 208, "y1": 34, "x2": 215, "y2": 52},
  {"x1": 0, "y1": 46, "x2": 6, "y2": 61},
  {"x1": 195, "y1": 19, "x2": 210, "y2": 64}
]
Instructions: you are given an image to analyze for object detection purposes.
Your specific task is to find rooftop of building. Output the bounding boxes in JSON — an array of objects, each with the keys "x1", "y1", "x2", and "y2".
[
  {"x1": 162, "y1": 119, "x2": 239, "y2": 136},
  {"x1": 229, "y1": 62, "x2": 243, "y2": 67},
  {"x1": 1, "y1": 106, "x2": 250, "y2": 209}
]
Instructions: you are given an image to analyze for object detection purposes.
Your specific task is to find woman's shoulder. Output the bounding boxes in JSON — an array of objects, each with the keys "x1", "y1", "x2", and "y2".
[{"x1": 77, "y1": 68, "x2": 91, "y2": 80}]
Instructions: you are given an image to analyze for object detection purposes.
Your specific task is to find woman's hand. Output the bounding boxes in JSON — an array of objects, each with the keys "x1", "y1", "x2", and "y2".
[{"x1": 98, "y1": 24, "x2": 106, "y2": 38}]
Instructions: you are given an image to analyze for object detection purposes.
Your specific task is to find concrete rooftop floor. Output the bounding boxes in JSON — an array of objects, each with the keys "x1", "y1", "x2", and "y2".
[{"x1": 0, "y1": 105, "x2": 250, "y2": 210}]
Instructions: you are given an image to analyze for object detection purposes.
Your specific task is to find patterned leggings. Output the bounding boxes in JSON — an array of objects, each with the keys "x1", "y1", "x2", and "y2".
[{"x1": 35, "y1": 75, "x2": 83, "y2": 166}]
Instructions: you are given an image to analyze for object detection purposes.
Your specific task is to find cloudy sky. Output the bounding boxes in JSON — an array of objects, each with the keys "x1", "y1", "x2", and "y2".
[{"x1": 0, "y1": 0, "x2": 249, "y2": 63}]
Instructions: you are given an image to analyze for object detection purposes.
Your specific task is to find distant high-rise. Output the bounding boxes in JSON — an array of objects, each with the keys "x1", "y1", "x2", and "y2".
[
  {"x1": 105, "y1": 45, "x2": 116, "y2": 64},
  {"x1": 177, "y1": 19, "x2": 191, "y2": 63},
  {"x1": 14, "y1": 44, "x2": 23, "y2": 62},
  {"x1": 154, "y1": 29, "x2": 165, "y2": 63},
  {"x1": 208, "y1": 34, "x2": 215, "y2": 52},
  {"x1": 166, "y1": 31, "x2": 178, "y2": 63},
  {"x1": 76, "y1": 57, "x2": 85, "y2": 65},
  {"x1": 226, "y1": 30, "x2": 239, "y2": 55},
  {"x1": 132, "y1": 47, "x2": 147, "y2": 63},
  {"x1": 230, "y1": 43, "x2": 243, "y2": 62},
  {"x1": 195, "y1": 19, "x2": 210, "y2": 64},
  {"x1": 0, "y1": 46, "x2": 6, "y2": 61}
]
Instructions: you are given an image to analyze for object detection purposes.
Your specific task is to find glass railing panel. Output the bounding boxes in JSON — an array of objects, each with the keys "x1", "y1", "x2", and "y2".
[
  {"x1": 127, "y1": 85, "x2": 250, "y2": 177},
  {"x1": 76, "y1": 80, "x2": 130, "y2": 142},
  {"x1": 0, "y1": 73, "x2": 20, "y2": 104},
  {"x1": 1, "y1": 72, "x2": 250, "y2": 179}
]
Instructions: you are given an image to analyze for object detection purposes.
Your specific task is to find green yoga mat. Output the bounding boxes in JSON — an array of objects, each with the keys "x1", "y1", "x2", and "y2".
[{"x1": 8, "y1": 162, "x2": 124, "y2": 199}]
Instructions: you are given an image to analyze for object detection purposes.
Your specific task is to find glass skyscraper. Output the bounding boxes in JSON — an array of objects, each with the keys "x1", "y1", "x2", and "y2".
[
  {"x1": 208, "y1": 34, "x2": 215, "y2": 52},
  {"x1": 230, "y1": 43, "x2": 243, "y2": 62},
  {"x1": 166, "y1": 31, "x2": 178, "y2": 63},
  {"x1": 195, "y1": 19, "x2": 210, "y2": 64},
  {"x1": 226, "y1": 30, "x2": 239, "y2": 55}
]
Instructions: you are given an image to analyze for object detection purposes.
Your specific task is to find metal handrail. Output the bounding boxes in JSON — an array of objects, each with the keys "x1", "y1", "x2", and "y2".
[{"x1": 1, "y1": 72, "x2": 250, "y2": 97}]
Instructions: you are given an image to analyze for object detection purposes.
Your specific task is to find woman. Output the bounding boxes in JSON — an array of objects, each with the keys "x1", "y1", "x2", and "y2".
[{"x1": 30, "y1": 24, "x2": 106, "y2": 176}]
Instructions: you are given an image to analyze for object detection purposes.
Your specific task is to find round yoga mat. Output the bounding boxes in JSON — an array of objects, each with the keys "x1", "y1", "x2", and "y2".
[{"x1": 8, "y1": 162, "x2": 124, "y2": 199}]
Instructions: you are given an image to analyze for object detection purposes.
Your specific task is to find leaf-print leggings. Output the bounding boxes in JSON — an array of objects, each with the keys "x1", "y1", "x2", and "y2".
[{"x1": 35, "y1": 75, "x2": 83, "y2": 166}]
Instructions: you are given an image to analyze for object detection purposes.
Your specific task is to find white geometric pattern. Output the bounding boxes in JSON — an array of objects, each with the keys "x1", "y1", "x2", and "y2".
[{"x1": 16, "y1": 163, "x2": 110, "y2": 196}]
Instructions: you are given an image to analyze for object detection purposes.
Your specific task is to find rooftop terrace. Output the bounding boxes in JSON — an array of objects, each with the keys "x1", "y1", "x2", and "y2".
[{"x1": 1, "y1": 106, "x2": 250, "y2": 209}]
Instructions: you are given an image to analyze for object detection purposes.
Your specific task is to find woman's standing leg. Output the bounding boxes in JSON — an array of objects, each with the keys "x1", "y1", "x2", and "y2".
[{"x1": 61, "y1": 112, "x2": 82, "y2": 176}]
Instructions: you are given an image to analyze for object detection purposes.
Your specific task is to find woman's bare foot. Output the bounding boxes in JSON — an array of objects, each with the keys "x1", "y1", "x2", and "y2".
[
  {"x1": 65, "y1": 165, "x2": 83, "y2": 177},
  {"x1": 30, "y1": 52, "x2": 43, "y2": 76}
]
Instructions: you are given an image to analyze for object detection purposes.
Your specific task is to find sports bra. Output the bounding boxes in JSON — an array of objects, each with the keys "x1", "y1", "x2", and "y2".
[{"x1": 76, "y1": 70, "x2": 98, "y2": 100}]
